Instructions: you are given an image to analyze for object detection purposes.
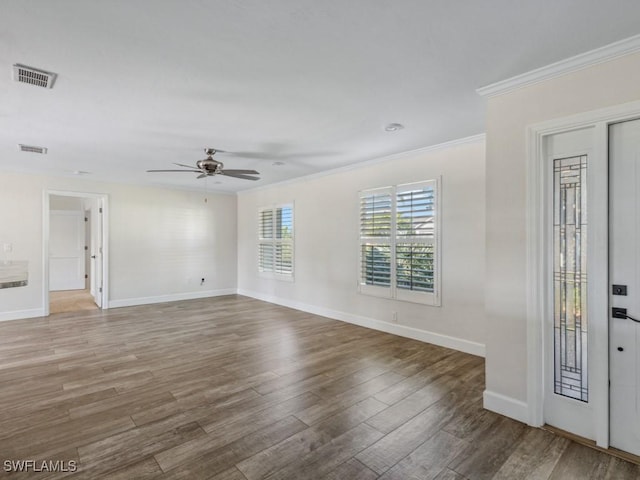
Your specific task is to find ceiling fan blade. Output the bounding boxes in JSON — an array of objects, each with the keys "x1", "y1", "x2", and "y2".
[
  {"x1": 197, "y1": 173, "x2": 210, "y2": 179},
  {"x1": 173, "y1": 162, "x2": 197, "y2": 169},
  {"x1": 221, "y1": 169, "x2": 260, "y2": 175},
  {"x1": 219, "y1": 171, "x2": 260, "y2": 181},
  {"x1": 147, "y1": 169, "x2": 201, "y2": 172}
]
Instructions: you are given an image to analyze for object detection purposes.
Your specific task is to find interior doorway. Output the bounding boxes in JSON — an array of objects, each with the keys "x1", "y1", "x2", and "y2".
[{"x1": 44, "y1": 191, "x2": 108, "y2": 315}]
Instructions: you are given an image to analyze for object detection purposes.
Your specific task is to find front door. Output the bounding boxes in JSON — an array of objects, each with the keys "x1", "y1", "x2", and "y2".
[
  {"x1": 609, "y1": 118, "x2": 640, "y2": 456},
  {"x1": 543, "y1": 127, "x2": 603, "y2": 441}
]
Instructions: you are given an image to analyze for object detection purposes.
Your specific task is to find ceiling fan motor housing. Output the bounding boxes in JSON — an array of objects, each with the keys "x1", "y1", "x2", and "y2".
[{"x1": 197, "y1": 158, "x2": 223, "y2": 173}]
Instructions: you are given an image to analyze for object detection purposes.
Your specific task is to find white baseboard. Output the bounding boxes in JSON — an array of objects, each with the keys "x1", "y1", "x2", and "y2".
[
  {"x1": 483, "y1": 390, "x2": 529, "y2": 424},
  {"x1": 237, "y1": 289, "x2": 485, "y2": 357},
  {"x1": 0, "y1": 308, "x2": 45, "y2": 322},
  {"x1": 108, "y1": 288, "x2": 237, "y2": 309}
]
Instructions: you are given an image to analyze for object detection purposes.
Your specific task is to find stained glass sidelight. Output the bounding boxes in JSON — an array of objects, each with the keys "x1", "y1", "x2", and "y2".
[{"x1": 553, "y1": 155, "x2": 588, "y2": 402}]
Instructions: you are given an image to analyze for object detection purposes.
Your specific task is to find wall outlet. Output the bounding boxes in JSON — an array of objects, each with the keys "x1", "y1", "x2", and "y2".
[
  {"x1": 3, "y1": 243, "x2": 12, "y2": 253},
  {"x1": 392, "y1": 311, "x2": 398, "y2": 323}
]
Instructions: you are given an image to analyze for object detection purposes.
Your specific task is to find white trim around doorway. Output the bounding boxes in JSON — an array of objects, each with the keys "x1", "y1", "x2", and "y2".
[
  {"x1": 526, "y1": 100, "x2": 640, "y2": 449},
  {"x1": 43, "y1": 190, "x2": 110, "y2": 315}
]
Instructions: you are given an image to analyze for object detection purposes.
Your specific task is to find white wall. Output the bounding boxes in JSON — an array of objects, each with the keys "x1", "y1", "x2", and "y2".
[
  {"x1": 0, "y1": 172, "x2": 237, "y2": 320},
  {"x1": 484, "y1": 52, "x2": 640, "y2": 416},
  {"x1": 50, "y1": 195, "x2": 84, "y2": 211},
  {"x1": 237, "y1": 137, "x2": 486, "y2": 355}
]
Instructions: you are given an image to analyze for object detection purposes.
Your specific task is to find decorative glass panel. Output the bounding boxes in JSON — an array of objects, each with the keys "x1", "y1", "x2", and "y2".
[{"x1": 553, "y1": 155, "x2": 588, "y2": 402}]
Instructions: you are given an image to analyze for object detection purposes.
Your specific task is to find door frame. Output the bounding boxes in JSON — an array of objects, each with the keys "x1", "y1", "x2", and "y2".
[
  {"x1": 43, "y1": 190, "x2": 109, "y2": 315},
  {"x1": 526, "y1": 100, "x2": 640, "y2": 449}
]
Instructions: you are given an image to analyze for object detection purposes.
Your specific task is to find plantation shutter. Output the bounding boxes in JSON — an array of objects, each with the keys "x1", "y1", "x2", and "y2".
[
  {"x1": 259, "y1": 209, "x2": 274, "y2": 272},
  {"x1": 359, "y1": 187, "x2": 393, "y2": 296},
  {"x1": 274, "y1": 206, "x2": 293, "y2": 275},
  {"x1": 395, "y1": 181, "x2": 436, "y2": 295},
  {"x1": 258, "y1": 204, "x2": 294, "y2": 278},
  {"x1": 358, "y1": 180, "x2": 439, "y2": 305}
]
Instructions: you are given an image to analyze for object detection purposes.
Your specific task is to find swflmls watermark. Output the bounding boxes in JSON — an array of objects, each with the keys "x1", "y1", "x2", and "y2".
[{"x1": 3, "y1": 460, "x2": 77, "y2": 473}]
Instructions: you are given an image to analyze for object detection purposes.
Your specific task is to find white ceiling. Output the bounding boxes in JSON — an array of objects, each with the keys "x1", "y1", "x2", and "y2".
[{"x1": 2, "y1": 1, "x2": 640, "y2": 193}]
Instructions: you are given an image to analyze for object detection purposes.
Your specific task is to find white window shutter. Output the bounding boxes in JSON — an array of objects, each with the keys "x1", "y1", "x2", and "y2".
[
  {"x1": 359, "y1": 180, "x2": 440, "y2": 305},
  {"x1": 258, "y1": 204, "x2": 294, "y2": 279}
]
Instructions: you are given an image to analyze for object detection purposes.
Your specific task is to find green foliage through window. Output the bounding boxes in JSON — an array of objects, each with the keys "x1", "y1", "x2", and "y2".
[{"x1": 359, "y1": 181, "x2": 438, "y2": 301}]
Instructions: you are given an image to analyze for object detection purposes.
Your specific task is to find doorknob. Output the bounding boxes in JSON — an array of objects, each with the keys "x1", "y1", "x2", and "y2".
[
  {"x1": 91, "y1": 255, "x2": 96, "y2": 259},
  {"x1": 612, "y1": 307, "x2": 640, "y2": 323}
]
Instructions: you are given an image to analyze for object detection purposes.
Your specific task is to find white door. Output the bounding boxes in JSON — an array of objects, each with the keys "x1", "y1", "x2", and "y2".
[
  {"x1": 50, "y1": 210, "x2": 85, "y2": 291},
  {"x1": 542, "y1": 126, "x2": 610, "y2": 442},
  {"x1": 609, "y1": 118, "x2": 640, "y2": 456}
]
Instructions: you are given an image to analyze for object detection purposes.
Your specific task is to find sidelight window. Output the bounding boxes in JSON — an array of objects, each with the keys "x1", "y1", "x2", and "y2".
[{"x1": 553, "y1": 155, "x2": 588, "y2": 402}]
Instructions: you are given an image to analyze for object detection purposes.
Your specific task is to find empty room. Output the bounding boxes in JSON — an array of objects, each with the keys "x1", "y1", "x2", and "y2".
[{"x1": 2, "y1": 1, "x2": 640, "y2": 478}]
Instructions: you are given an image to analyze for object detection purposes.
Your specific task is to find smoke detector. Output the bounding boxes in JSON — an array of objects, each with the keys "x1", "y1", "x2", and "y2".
[
  {"x1": 18, "y1": 144, "x2": 48, "y2": 154},
  {"x1": 12, "y1": 64, "x2": 57, "y2": 89}
]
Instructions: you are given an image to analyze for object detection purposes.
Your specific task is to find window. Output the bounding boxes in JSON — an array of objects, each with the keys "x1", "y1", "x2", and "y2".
[
  {"x1": 259, "y1": 204, "x2": 294, "y2": 278},
  {"x1": 359, "y1": 180, "x2": 440, "y2": 305},
  {"x1": 553, "y1": 155, "x2": 588, "y2": 401}
]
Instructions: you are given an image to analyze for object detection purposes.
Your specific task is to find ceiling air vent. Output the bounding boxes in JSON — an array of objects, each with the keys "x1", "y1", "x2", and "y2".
[
  {"x1": 12, "y1": 64, "x2": 57, "y2": 89},
  {"x1": 18, "y1": 144, "x2": 48, "y2": 154}
]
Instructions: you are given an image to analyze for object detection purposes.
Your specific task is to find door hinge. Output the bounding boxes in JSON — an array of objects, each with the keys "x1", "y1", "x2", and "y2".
[
  {"x1": 99, "y1": 287, "x2": 102, "y2": 293},
  {"x1": 85, "y1": 274, "x2": 88, "y2": 279},
  {"x1": 85, "y1": 245, "x2": 88, "y2": 251},
  {"x1": 84, "y1": 217, "x2": 88, "y2": 222},
  {"x1": 99, "y1": 207, "x2": 103, "y2": 214}
]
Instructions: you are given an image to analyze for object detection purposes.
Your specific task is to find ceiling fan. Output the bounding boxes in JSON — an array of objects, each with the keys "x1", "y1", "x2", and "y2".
[{"x1": 147, "y1": 148, "x2": 260, "y2": 180}]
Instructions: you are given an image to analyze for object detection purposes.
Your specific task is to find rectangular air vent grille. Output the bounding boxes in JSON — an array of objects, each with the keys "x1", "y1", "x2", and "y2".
[
  {"x1": 18, "y1": 144, "x2": 48, "y2": 154},
  {"x1": 12, "y1": 64, "x2": 57, "y2": 89}
]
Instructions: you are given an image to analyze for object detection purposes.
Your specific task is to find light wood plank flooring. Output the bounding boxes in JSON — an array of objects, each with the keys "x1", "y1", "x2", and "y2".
[
  {"x1": 50, "y1": 289, "x2": 98, "y2": 314},
  {"x1": 0, "y1": 295, "x2": 637, "y2": 479}
]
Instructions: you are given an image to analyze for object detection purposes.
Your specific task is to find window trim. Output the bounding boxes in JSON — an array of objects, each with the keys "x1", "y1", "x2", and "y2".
[
  {"x1": 258, "y1": 203, "x2": 294, "y2": 281},
  {"x1": 358, "y1": 179, "x2": 441, "y2": 306}
]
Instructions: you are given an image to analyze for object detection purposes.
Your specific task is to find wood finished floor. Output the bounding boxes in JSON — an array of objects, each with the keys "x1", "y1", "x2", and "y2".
[
  {"x1": 49, "y1": 289, "x2": 98, "y2": 315},
  {"x1": 0, "y1": 295, "x2": 638, "y2": 479}
]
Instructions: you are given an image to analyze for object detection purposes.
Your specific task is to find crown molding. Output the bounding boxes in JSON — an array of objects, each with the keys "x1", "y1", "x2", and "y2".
[
  {"x1": 477, "y1": 34, "x2": 640, "y2": 98},
  {"x1": 237, "y1": 133, "x2": 486, "y2": 195}
]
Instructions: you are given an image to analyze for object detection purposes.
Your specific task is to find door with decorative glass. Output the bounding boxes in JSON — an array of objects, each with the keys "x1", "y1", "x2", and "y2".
[
  {"x1": 543, "y1": 127, "x2": 605, "y2": 441},
  {"x1": 542, "y1": 119, "x2": 640, "y2": 455}
]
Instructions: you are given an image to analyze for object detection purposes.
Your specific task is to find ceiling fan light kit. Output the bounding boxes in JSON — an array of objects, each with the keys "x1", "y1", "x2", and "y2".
[{"x1": 147, "y1": 148, "x2": 260, "y2": 181}]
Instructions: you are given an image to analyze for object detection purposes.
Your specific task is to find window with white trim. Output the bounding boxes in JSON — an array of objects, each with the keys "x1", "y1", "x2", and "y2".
[
  {"x1": 359, "y1": 180, "x2": 440, "y2": 305},
  {"x1": 259, "y1": 204, "x2": 294, "y2": 278}
]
